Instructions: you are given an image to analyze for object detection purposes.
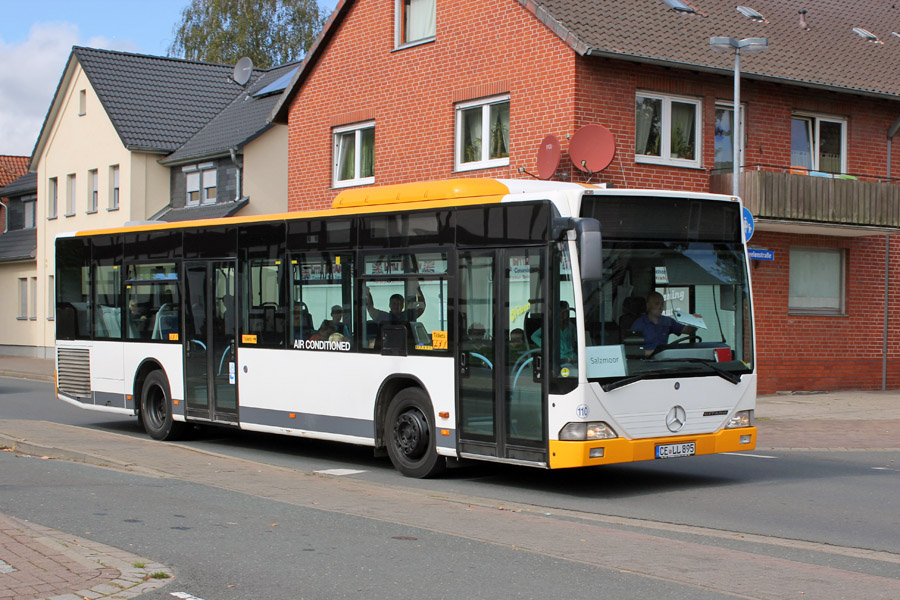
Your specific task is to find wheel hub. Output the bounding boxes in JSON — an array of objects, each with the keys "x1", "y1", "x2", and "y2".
[{"x1": 394, "y1": 409, "x2": 428, "y2": 458}]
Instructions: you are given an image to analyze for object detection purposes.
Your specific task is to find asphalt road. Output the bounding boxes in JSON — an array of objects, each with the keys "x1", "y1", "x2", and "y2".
[{"x1": 1, "y1": 376, "x2": 899, "y2": 599}]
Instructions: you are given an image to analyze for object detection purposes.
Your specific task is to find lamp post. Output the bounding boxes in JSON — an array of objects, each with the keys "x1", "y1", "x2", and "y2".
[{"x1": 710, "y1": 37, "x2": 768, "y2": 198}]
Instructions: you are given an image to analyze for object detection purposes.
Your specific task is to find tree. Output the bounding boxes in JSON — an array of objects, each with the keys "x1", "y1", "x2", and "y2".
[{"x1": 169, "y1": 0, "x2": 326, "y2": 69}]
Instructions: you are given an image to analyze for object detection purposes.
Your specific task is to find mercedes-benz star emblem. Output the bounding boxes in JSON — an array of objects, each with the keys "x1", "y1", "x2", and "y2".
[{"x1": 666, "y1": 405, "x2": 687, "y2": 432}]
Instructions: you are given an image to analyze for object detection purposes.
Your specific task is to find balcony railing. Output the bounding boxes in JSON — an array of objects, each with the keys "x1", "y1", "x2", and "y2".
[{"x1": 709, "y1": 165, "x2": 900, "y2": 228}]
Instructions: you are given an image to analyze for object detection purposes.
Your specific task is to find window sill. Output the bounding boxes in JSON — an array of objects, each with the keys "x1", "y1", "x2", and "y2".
[
  {"x1": 47, "y1": 216, "x2": 57, "y2": 221},
  {"x1": 16, "y1": 317, "x2": 27, "y2": 321},
  {"x1": 47, "y1": 317, "x2": 55, "y2": 321},
  {"x1": 454, "y1": 158, "x2": 510, "y2": 173},
  {"x1": 787, "y1": 310, "x2": 848, "y2": 317},
  {"x1": 635, "y1": 156, "x2": 703, "y2": 170},
  {"x1": 107, "y1": 207, "x2": 119, "y2": 212},
  {"x1": 29, "y1": 317, "x2": 36, "y2": 321},
  {"x1": 333, "y1": 177, "x2": 375, "y2": 189},
  {"x1": 392, "y1": 37, "x2": 435, "y2": 52},
  {"x1": 85, "y1": 210, "x2": 98, "y2": 215},
  {"x1": 64, "y1": 213, "x2": 76, "y2": 218}
]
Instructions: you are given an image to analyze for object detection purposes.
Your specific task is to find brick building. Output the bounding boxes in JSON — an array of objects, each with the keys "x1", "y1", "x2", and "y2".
[{"x1": 273, "y1": 0, "x2": 900, "y2": 393}]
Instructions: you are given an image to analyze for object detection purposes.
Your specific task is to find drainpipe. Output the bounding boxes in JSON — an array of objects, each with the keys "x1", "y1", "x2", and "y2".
[
  {"x1": 229, "y1": 147, "x2": 242, "y2": 202},
  {"x1": 885, "y1": 234, "x2": 890, "y2": 390},
  {"x1": 888, "y1": 115, "x2": 900, "y2": 179}
]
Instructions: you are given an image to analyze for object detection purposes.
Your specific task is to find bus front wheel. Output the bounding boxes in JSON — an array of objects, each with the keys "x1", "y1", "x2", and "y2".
[
  {"x1": 140, "y1": 370, "x2": 186, "y2": 441},
  {"x1": 385, "y1": 388, "x2": 446, "y2": 478}
]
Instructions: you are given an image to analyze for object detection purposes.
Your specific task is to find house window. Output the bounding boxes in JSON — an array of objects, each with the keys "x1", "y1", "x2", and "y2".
[
  {"x1": 455, "y1": 95, "x2": 510, "y2": 171},
  {"x1": 88, "y1": 169, "x2": 98, "y2": 213},
  {"x1": 184, "y1": 163, "x2": 217, "y2": 205},
  {"x1": 789, "y1": 247, "x2": 845, "y2": 314},
  {"x1": 109, "y1": 165, "x2": 120, "y2": 210},
  {"x1": 23, "y1": 196, "x2": 36, "y2": 229},
  {"x1": 66, "y1": 173, "x2": 76, "y2": 216},
  {"x1": 635, "y1": 92, "x2": 701, "y2": 168},
  {"x1": 333, "y1": 122, "x2": 375, "y2": 188},
  {"x1": 17, "y1": 278, "x2": 27, "y2": 320},
  {"x1": 714, "y1": 103, "x2": 745, "y2": 173},
  {"x1": 397, "y1": 0, "x2": 435, "y2": 46},
  {"x1": 78, "y1": 89, "x2": 86, "y2": 116},
  {"x1": 48, "y1": 275, "x2": 55, "y2": 320},
  {"x1": 791, "y1": 113, "x2": 846, "y2": 174},
  {"x1": 29, "y1": 277, "x2": 37, "y2": 320},
  {"x1": 48, "y1": 177, "x2": 58, "y2": 219}
]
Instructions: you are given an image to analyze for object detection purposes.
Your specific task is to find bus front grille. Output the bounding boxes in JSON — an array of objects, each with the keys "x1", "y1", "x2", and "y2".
[{"x1": 57, "y1": 348, "x2": 91, "y2": 399}]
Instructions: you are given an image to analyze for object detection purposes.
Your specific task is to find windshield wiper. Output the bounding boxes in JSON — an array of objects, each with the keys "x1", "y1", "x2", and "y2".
[
  {"x1": 600, "y1": 367, "x2": 684, "y2": 392},
  {"x1": 650, "y1": 358, "x2": 743, "y2": 384}
]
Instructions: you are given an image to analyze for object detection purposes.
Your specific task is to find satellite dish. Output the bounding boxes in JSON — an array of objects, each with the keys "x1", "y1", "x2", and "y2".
[
  {"x1": 569, "y1": 124, "x2": 616, "y2": 173},
  {"x1": 233, "y1": 57, "x2": 253, "y2": 86},
  {"x1": 536, "y1": 134, "x2": 562, "y2": 180}
]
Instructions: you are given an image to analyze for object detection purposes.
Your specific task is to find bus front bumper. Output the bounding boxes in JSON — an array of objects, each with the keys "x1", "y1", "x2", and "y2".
[{"x1": 548, "y1": 427, "x2": 756, "y2": 469}]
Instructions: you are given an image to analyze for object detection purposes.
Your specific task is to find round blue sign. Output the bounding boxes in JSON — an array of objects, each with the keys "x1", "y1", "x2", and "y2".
[{"x1": 742, "y1": 206, "x2": 754, "y2": 242}]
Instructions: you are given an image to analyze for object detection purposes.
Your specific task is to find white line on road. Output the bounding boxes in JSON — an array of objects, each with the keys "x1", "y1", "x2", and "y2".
[
  {"x1": 872, "y1": 467, "x2": 900, "y2": 472},
  {"x1": 725, "y1": 452, "x2": 779, "y2": 459},
  {"x1": 314, "y1": 468, "x2": 367, "y2": 476},
  {"x1": 171, "y1": 593, "x2": 206, "y2": 600}
]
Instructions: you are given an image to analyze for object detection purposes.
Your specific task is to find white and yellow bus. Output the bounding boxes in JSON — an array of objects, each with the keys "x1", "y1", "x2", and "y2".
[{"x1": 55, "y1": 178, "x2": 756, "y2": 477}]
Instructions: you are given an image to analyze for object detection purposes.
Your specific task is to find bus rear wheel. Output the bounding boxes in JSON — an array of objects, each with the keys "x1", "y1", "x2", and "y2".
[
  {"x1": 140, "y1": 370, "x2": 186, "y2": 441},
  {"x1": 385, "y1": 388, "x2": 446, "y2": 478}
]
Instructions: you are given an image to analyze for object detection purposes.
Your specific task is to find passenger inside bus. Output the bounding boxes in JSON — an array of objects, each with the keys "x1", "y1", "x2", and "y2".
[
  {"x1": 319, "y1": 304, "x2": 351, "y2": 338},
  {"x1": 530, "y1": 301, "x2": 577, "y2": 363},
  {"x1": 365, "y1": 287, "x2": 425, "y2": 323}
]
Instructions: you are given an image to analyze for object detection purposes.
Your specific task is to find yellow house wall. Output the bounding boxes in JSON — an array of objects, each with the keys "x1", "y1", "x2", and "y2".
[
  {"x1": 241, "y1": 124, "x2": 288, "y2": 216},
  {"x1": 0, "y1": 262, "x2": 43, "y2": 356},
  {"x1": 33, "y1": 62, "x2": 171, "y2": 352}
]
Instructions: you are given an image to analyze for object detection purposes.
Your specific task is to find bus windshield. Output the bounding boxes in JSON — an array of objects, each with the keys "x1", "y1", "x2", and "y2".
[{"x1": 580, "y1": 196, "x2": 753, "y2": 390}]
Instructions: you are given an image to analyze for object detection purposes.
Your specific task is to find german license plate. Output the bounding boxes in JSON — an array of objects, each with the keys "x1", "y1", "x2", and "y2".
[{"x1": 655, "y1": 442, "x2": 696, "y2": 459}]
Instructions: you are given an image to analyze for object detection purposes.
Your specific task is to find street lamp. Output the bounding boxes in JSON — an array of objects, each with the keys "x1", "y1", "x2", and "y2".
[{"x1": 710, "y1": 37, "x2": 768, "y2": 198}]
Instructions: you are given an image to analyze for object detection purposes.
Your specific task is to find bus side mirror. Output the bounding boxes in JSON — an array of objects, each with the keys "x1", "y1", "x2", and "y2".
[{"x1": 576, "y1": 218, "x2": 602, "y2": 281}]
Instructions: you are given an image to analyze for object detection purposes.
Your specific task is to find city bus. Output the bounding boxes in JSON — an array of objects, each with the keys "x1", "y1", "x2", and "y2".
[{"x1": 55, "y1": 178, "x2": 756, "y2": 478}]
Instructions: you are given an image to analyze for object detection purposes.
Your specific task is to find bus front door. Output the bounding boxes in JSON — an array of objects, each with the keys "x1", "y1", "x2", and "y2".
[
  {"x1": 183, "y1": 260, "x2": 239, "y2": 424},
  {"x1": 457, "y1": 248, "x2": 547, "y2": 464}
]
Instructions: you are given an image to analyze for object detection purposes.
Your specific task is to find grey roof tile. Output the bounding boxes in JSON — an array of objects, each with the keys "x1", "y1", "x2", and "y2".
[
  {"x1": 0, "y1": 228, "x2": 37, "y2": 262},
  {"x1": 529, "y1": 0, "x2": 900, "y2": 99},
  {"x1": 74, "y1": 47, "x2": 258, "y2": 153},
  {"x1": 156, "y1": 198, "x2": 249, "y2": 222},
  {"x1": 163, "y1": 62, "x2": 300, "y2": 164},
  {"x1": 0, "y1": 173, "x2": 37, "y2": 198}
]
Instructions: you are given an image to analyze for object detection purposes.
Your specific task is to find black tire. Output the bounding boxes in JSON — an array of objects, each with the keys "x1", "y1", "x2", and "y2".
[
  {"x1": 140, "y1": 370, "x2": 186, "y2": 441},
  {"x1": 385, "y1": 388, "x2": 446, "y2": 478}
]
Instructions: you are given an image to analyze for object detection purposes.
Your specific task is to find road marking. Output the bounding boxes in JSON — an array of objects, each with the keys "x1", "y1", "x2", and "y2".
[
  {"x1": 314, "y1": 468, "x2": 366, "y2": 476},
  {"x1": 872, "y1": 467, "x2": 900, "y2": 472},
  {"x1": 725, "y1": 452, "x2": 779, "y2": 459},
  {"x1": 171, "y1": 593, "x2": 206, "y2": 600}
]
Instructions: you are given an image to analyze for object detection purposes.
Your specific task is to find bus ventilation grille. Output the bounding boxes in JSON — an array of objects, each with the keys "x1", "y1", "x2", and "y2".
[{"x1": 57, "y1": 347, "x2": 91, "y2": 399}]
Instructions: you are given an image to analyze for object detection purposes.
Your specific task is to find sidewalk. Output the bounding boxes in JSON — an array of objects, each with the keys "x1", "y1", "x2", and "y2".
[{"x1": 0, "y1": 355, "x2": 54, "y2": 383}]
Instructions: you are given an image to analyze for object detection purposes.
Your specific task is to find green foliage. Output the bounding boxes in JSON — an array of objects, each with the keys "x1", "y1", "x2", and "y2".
[{"x1": 168, "y1": 0, "x2": 327, "y2": 69}]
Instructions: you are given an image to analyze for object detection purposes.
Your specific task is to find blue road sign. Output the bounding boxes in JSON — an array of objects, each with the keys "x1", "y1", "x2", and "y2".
[
  {"x1": 742, "y1": 206, "x2": 754, "y2": 242},
  {"x1": 747, "y1": 248, "x2": 774, "y2": 261}
]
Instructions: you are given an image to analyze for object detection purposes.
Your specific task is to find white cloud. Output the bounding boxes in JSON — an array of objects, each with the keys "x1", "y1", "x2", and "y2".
[{"x1": 0, "y1": 23, "x2": 139, "y2": 157}]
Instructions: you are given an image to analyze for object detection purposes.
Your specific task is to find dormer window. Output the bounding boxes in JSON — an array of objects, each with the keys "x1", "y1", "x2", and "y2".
[
  {"x1": 184, "y1": 163, "x2": 217, "y2": 205},
  {"x1": 397, "y1": 0, "x2": 435, "y2": 47}
]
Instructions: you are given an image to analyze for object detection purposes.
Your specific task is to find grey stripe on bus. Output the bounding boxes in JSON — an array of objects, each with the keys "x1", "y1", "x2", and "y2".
[
  {"x1": 92, "y1": 391, "x2": 127, "y2": 409},
  {"x1": 237, "y1": 406, "x2": 456, "y2": 448}
]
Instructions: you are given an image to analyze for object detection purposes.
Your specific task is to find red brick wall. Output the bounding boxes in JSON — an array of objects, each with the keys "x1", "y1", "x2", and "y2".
[
  {"x1": 285, "y1": 0, "x2": 900, "y2": 391},
  {"x1": 750, "y1": 230, "x2": 900, "y2": 393},
  {"x1": 286, "y1": 0, "x2": 576, "y2": 211}
]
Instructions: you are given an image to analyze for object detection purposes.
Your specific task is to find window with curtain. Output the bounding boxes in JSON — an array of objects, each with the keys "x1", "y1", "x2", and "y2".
[
  {"x1": 455, "y1": 95, "x2": 510, "y2": 171},
  {"x1": 714, "y1": 103, "x2": 744, "y2": 173},
  {"x1": 791, "y1": 114, "x2": 846, "y2": 174},
  {"x1": 635, "y1": 92, "x2": 701, "y2": 168},
  {"x1": 789, "y1": 247, "x2": 845, "y2": 314},
  {"x1": 333, "y1": 121, "x2": 375, "y2": 188},
  {"x1": 399, "y1": 0, "x2": 435, "y2": 46}
]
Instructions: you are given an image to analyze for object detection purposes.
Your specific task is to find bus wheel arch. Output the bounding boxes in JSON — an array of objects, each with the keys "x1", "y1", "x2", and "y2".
[
  {"x1": 137, "y1": 365, "x2": 186, "y2": 441},
  {"x1": 379, "y1": 379, "x2": 446, "y2": 478}
]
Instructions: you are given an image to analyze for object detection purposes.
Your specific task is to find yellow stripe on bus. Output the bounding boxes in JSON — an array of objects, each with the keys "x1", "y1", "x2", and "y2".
[{"x1": 548, "y1": 427, "x2": 757, "y2": 469}]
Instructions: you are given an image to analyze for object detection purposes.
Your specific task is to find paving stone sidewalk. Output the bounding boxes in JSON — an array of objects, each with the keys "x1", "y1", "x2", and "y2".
[{"x1": 0, "y1": 511, "x2": 173, "y2": 600}]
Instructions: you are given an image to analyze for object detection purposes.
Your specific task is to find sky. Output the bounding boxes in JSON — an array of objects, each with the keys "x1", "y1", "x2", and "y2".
[{"x1": 0, "y1": 0, "x2": 338, "y2": 158}]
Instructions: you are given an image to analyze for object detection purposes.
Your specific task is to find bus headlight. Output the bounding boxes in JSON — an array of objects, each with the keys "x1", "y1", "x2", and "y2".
[
  {"x1": 725, "y1": 410, "x2": 754, "y2": 429},
  {"x1": 559, "y1": 421, "x2": 618, "y2": 441}
]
